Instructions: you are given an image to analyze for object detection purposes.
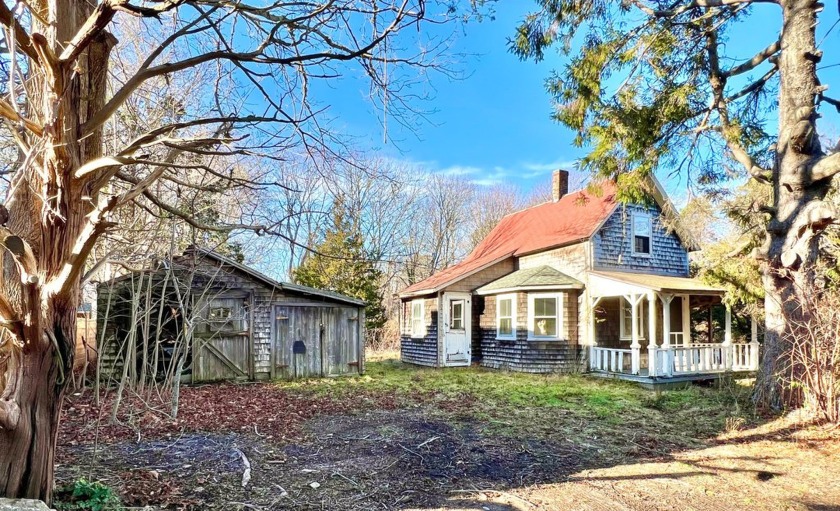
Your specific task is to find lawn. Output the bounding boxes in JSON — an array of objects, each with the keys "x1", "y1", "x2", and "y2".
[{"x1": 56, "y1": 358, "x2": 840, "y2": 510}]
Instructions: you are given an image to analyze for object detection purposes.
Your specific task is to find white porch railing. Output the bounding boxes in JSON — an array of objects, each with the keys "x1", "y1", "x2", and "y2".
[
  {"x1": 591, "y1": 342, "x2": 760, "y2": 378},
  {"x1": 668, "y1": 343, "x2": 726, "y2": 374},
  {"x1": 590, "y1": 347, "x2": 633, "y2": 374},
  {"x1": 731, "y1": 342, "x2": 761, "y2": 371}
]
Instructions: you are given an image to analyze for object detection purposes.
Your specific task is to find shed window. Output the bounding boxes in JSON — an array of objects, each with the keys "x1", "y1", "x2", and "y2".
[
  {"x1": 496, "y1": 294, "x2": 516, "y2": 340},
  {"x1": 207, "y1": 304, "x2": 246, "y2": 332},
  {"x1": 527, "y1": 293, "x2": 563, "y2": 340},
  {"x1": 619, "y1": 298, "x2": 646, "y2": 340},
  {"x1": 209, "y1": 307, "x2": 232, "y2": 321},
  {"x1": 410, "y1": 299, "x2": 425, "y2": 338},
  {"x1": 632, "y1": 211, "x2": 652, "y2": 256}
]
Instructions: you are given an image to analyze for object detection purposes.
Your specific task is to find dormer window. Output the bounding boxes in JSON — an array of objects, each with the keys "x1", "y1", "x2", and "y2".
[{"x1": 632, "y1": 211, "x2": 652, "y2": 256}]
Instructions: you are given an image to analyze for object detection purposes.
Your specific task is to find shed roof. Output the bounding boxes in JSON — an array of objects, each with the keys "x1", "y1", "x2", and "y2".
[
  {"x1": 400, "y1": 182, "x2": 618, "y2": 297},
  {"x1": 475, "y1": 266, "x2": 583, "y2": 295},
  {"x1": 103, "y1": 248, "x2": 366, "y2": 306},
  {"x1": 190, "y1": 248, "x2": 367, "y2": 306}
]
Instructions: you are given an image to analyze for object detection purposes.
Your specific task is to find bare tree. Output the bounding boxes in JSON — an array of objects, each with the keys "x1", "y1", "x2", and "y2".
[{"x1": 0, "y1": 0, "x2": 460, "y2": 500}]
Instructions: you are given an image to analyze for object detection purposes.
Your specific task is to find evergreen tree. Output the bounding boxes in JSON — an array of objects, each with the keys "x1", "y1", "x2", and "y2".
[
  {"x1": 512, "y1": 0, "x2": 840, "y2": 410},
  {"x1": 293, "y1": 201, "x2": 387, "y2": 333}
]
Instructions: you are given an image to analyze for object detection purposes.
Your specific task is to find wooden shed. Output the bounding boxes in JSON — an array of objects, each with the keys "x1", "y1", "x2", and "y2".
[{"x1": 97, "y1": 247, "x2": 366, "y2": 383}]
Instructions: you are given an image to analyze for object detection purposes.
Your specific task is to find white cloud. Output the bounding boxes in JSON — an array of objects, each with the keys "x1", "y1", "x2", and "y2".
[
  {"x1": 521, "y1": 159, "x2": 579, "y2": 179},
  {"x1": 436, "y1": 165, "x2": 483, "y2": 177},
  {"x1": 381, "y1": 157, "x2": 582, "y2": 188}
]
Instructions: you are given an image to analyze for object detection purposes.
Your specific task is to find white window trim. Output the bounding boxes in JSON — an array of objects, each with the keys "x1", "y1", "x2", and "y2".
[
  {"x1": 631, "y1": 211, "x2": 652, "y2": 257},
  {"x1": 410, "y1": 299, "x2": 426, "y2": 339},
  {"x1": 619, "y1": 297, "x2": 646, "y2": 341},
  {"x1": 527, "y1": 292, "x2": 564, "y2": 341},
  {"x1": 449, "y1": 299, "x2": 465, "y2": 331},
  {"x1": 495, "y1": 293, "x2": 517, "y2": 340}
]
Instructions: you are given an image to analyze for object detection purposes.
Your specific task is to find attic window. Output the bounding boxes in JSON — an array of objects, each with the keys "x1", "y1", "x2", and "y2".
[{"x1": 631, "y1": 211, "x2": 652, "y2": 256}]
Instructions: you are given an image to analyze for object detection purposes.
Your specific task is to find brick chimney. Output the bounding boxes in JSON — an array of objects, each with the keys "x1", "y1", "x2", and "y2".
[{"x1": 552, "y1": 169, "x2": 569, "y2": 202}]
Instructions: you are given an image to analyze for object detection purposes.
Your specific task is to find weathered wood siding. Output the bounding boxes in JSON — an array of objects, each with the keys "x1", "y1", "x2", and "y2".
[
  {"x1": 517, "y1": 242, "x2": 590, "y2": 281},
  {"x1": 443, "y1": 258, "x2": 516, "y2": 293},
  {"x1": 272, "y1": 305, "x2": 362, "y2": 379},
  {"x1": 400, "y1": 295, "x2": 439, "y2": 367},
  {"x1": 592, "y1": 204, "x2": 689, "y2": 276},
  {"x1": 470, "y1": 295, "x2": 484, "y2": 361},
  {"x1": 478, "y1": 292, "x2": 583, "y2": 373}
]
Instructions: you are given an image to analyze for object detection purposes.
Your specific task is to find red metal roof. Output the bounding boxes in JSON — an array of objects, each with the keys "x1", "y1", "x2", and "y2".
[{"x1": 401, "y1": 182, "x2": 617, "y2": 296}]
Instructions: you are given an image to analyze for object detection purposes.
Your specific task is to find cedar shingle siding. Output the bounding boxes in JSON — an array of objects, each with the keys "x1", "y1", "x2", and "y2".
[
  {"x1": 592, "y1": 204, "x2": 689, "y2": 277},
  {"x1": 478, "y1": 292, "x2": 583, "y2": 373},
  {"x1": 400, "y1": 296, "x2": 439, "y2": 366}
]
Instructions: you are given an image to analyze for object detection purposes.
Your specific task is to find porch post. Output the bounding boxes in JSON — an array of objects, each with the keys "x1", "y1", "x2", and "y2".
[
  {"x1": 630, "y1": 293, "x2": 641, "y2": 375},
  {"x1": 647, "y1": 291, "x2": 658, "y2": 377},
  {"x1": 660, "y1": 294, "x2": 673, "y2": 377},
  {"x1": 681, "y1": 295, "x2": 691, "y2": 346},
  {"x1": 750, "y1": 315, "x2": 760, "y2": 370},
  {"x1": 588, "y1": 296, "x2": 601, "y2": 371},
  {"x1": 724, "y1": 306, "x2": 733, "y2": 371}
]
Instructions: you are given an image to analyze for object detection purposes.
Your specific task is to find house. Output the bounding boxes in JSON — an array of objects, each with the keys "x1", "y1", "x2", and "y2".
[
  {"x1": 97, "y1": 247, "x2": 366, "y2": 383},
  {"x1": 398, "y1": 171, "x2": 760, "y2": 383}
]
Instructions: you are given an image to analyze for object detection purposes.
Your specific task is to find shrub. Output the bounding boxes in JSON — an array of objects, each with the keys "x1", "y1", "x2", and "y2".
[
  {"x1": 54, "y1": 479, "x2": 122, "y2": 511},
  {"x1": 782, "y1": 291, "x2": 840, "y2": 423}
]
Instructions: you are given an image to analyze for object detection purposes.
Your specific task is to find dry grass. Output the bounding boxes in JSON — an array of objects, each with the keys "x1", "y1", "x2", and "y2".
[{"x1": 57, "y1": 358, "x2": 840, "y2": 510}]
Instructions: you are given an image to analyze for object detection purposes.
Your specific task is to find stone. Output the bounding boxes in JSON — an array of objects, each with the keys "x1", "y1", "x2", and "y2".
[{"x1": 0, "y1": 499, "x2": 51, "y2": 511}]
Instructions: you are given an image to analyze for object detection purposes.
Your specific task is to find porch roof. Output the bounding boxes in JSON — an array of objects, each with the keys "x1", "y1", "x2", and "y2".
[
  {"x1": 475, "y1": 265, "x2": 583, "y2": 295},
  {"x1": 589, "y1": 271, "x2": 724, "y2": 297}
]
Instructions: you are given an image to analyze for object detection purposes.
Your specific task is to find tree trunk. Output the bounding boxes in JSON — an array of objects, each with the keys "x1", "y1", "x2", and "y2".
[
  {"x1": 0, "y1": 0, "x2": 113, "y2": 501},
  {"x1": 0, "y1": 312, "x2": 73, "y2": 499},
  {"x1": 755, "y1": 0, "x2": 830, "y2": 410}
]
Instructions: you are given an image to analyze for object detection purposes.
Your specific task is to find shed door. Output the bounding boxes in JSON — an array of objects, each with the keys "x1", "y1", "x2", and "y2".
[
  {"x1": 193, "y1": 295, "x2": 251, "y2": 382},
  {"x1": 322, "y1": 307, "x2": 361, "y2": 376},
  {"x1": 274, "y1": 305, "x2": 361, "y2": 379}
]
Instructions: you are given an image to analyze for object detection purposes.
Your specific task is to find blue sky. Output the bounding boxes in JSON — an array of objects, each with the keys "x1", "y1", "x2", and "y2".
[{"x1": 312, "y1": 2, "x2": 840, "y2": 203}]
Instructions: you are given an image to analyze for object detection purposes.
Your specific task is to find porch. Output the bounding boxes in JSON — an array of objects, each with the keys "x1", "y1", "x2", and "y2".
[{"x1": 585, "y1": 271, "x2": 760, "y2": 383}]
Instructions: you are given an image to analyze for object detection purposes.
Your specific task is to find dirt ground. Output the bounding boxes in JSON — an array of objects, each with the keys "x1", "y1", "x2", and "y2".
[{"x1": 56, "y1": 363, "x2": 840, "y2": 510}]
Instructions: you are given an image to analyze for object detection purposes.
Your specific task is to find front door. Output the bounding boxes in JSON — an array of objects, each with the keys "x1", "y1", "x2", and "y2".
[{"x1": 442, "y1": 293, "x2": 471, "y2": 366}]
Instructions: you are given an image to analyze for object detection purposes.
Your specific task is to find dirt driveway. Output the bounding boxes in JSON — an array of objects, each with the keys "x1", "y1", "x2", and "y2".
[{"x1": 56, "y1": 362, "x2": 840, "y2": 510}]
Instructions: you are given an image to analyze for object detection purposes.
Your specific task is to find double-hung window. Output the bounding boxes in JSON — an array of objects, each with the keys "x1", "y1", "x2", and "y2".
[
  {"x1": 619, "y1": 298, "x2": 646, "y2": 340},
  {"x1": 632, "y1": 211, "x2": 652, "y2": 256},
  {"x1": 527, "y1": 293, "x2": 563, "y2": 340},
  {"x1": 496, "y1": 294, "x2": 516, "y2": 340},
  {"x1": 410, "y1": 299, "x2": 425, "y2": 338}
]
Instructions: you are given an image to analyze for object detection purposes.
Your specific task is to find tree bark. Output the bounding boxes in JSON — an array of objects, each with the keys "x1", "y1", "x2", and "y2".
[
  {"x1": 0, "y1": 0, "x2": 112, "y2": 501},
  {"x1": 755, "y1": 0, "x2": 829, "y2": 410},
  {"x1": 0, "y1": 310, "x2": 73, "y2": 499}
]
